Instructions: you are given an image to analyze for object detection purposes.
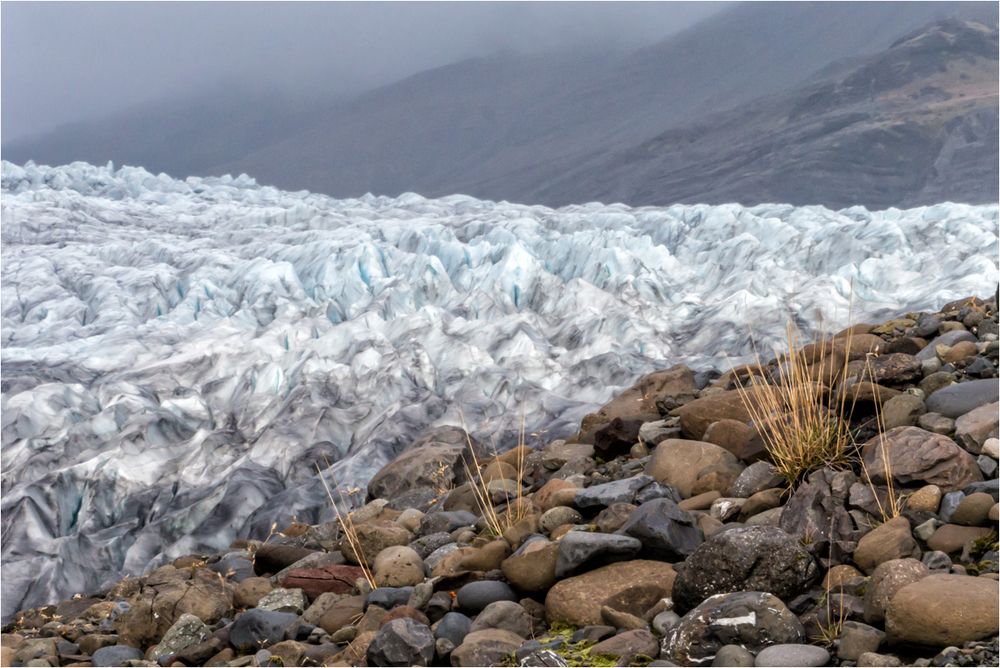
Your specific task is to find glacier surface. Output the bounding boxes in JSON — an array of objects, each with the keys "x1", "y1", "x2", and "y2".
[{"x1": 1, "y1": 160, "x2": 997, "y2": 620}]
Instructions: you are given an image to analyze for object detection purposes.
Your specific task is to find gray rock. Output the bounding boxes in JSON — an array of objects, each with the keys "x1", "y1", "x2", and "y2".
[
  {"x1": 575, "y1": 474, "x2": 657, "y2": 508},
  {"x1": 962, "y1": 479, "x2": 999, "y2": 500},
  {"x1": 925, "y1": 378, "x2": 1000, "y2": 418},
  {"x1": 912, "y1": 313, "x2": 942, "y2": 338},
  {"x1": 754, "y1": 643, "x2": 830, "y2": 666},
  {"x1": 367, "y1": 587, "x2": 415, "y2": 611},
  {"x1": 939, "y1": 491, "x2": 965, "y2": 522},
  {"x1": 229, "y1": 609, "x2": 300, "y2": 651},
  {"x1": 367, "y1": 617, "x2": 435, "y2": 666},
  {"x1": 652, "y1": 611, "x2": 681, "y2": 636},
  {"x1": 410, "y1": 532, "x2": 454, "y2": 559},
  {"x1": 539, "y1": 507, "x2": 583, "y2": 532},
  {"x1": 728, "y1": 461, "x2": 784, "y2": 498},
  {"x1": 977, "y1": 455, "x2": 998, "y2": 478},
  {"x1": 152, "y1": 613, "x2": 211, "y2": 660},
  {"x1": 836, "y1": 621, "x2": 885, "y2": 661},
  {"x1": 671, "y1": 526, "x2": 819, "y2": 613},
  {"x1": 91, "y1": 645, "x2": 144, "y2": 667},
  {"x1": 779, "y1": 468, "x2": 859, "y2": 564},
  {"x1": 916, "y1": 331, "x2": 978, "y2": 361},
  {"x1": 712, "y1": 644, "x2": 755, "y2": 667},
  {"x1": 617, "y1": 498, "x2": 704, "y2": 561},
  {"x1": 258, "y1": 588, "x2": 308, "y2": 614},
  {"x1": 519, "y1": 649, "x2": 570, "y2": 667},
  {"x1": 468, "y1": 600, "x2": 533, "y2": 637},
  {"x1": 420, "y1": 511, "x2": 478, "y2": 535},
  {"x1": 634, "y1": 480, "x2": 683, "y2": 505},
  {"x1": 663, "y1": 592, "x2": 804, "y2": 665},
  {"x1": 451, "y1": 629, "x2": 525, "y2": 666},
  {"x1": 455, "y1": 581, "x2": 518, "y2": 614},
  {"x1": 555, "y1": 531, "x2": 642, "y2": 577},
  {"x1": 208, "y1": 553, "x2": 256, "y2": 582},
  {"x1": 424, "y1": 543, "x2": 463, "y2": 570},
  {"x1": 922, "y1": 550, "x2": 953, "y2": 570},
  {"x1": 433, "y1": 611, "x2": 472, "y2": 647},
  {"x1": 917, "y1": 412, "x2": 955, "y2": 435}
]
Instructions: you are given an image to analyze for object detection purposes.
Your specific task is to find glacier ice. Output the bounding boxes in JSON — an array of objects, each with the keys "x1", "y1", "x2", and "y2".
[{"x1": 1, "y1": 160, "x2": 998, "y2": 621}]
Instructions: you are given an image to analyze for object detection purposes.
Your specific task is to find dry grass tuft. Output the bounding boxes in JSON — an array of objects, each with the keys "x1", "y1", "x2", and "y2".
[
  {"x1": 734, "y1": 324, "x2": 855, "y2": 487},
  {"x1": 460, "y1": 408, "x2": 530, "y2": 537}
]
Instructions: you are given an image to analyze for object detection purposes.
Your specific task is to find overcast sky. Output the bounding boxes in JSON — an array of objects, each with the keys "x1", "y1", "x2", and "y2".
[{"x1": 1, "y1": 2, "x2": 726, "y2": 141}]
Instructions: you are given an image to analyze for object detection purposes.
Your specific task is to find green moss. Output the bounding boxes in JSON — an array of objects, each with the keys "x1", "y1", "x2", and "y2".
[{"x1": 968, "y1": 531, "x2": 999, "y2": 561}]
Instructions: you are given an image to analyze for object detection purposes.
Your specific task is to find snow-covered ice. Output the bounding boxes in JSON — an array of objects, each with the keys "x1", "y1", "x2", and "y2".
[{"x1": 1, "y1": 160, "x2": 997, "y2": 620}]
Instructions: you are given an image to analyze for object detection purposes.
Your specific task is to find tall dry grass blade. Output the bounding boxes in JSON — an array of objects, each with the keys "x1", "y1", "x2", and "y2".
[{"x1": 315, "y1": 463, "x2": 376, "y2": 589}]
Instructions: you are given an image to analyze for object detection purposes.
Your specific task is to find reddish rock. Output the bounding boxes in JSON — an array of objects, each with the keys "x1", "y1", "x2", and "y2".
[{"x1": 281, "y1": 565, "x2": 366, "y2": 600}]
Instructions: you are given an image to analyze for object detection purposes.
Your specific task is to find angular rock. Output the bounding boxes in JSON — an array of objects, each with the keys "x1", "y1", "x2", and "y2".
[
  {"x1": 366, "y1": 618, "x2": 434, "y2": 667},
  {"x1": 91, "y1": 645, "x2": 144, "y2": 667},
  {"x1": 253, "y1": 544, "x2": 318, "y2": 576},
  {"x1": 578, "y1": 366, "x2": 697, "y2": 444},
  {"x1": 545, "y1": 560, "x2": 676, "y2": 627},
  {"x1": 152, "y1": 614, "x2": 211, "y2": 661},
  {"x1": 258, "y1": 588, "x2": 309, "y2": 614},
  {"x1": 617, "y1": 498, "x2": 704, "y2": 561},
  {"x1": 917, "y1": 411, "x2": 955, "y2": 434},
  {"x1": 779, "y1": 468, "x2": 859, "y2": 563},
  {"x1": 575, "y1": 475, "x2": 660, "y2": 509},
  {"x1": 589, "y1": 629, "x2": 659, "y2": 663},
  {"x1": 555, "y1": 531, "x2": 642, "y2": 577},
  {"x1": 836, "y1": 621, "x2": 885, "y2": 662},
  {"x1": 886, "y1": 574, "x2": 1000, "y2": 646},
  {"x1": 664, "y1": 592, "x2": 804, "y2": 665},
  {"x1": 317, "y1": 595, "x2": 365, "y2": 634},
  {"x1": 955, "y1": 402, "x2": 1000, "y2": 454},
  {"x1": 671, "y1": 526, "x2": 818, "y2": 613},
  {"x1": 881, "y1": 394, "x2": 926, "y2": 429},
  {"x1": 862, "y1": 426, "x2": 983, "y2": 493},
  {"x1": 367, "y1": 426, "x2": 482, "y2": 511},
  {"x1": 925, "y1": 378, "x2": 1000, "y2": 418},
  {"x1": 646, "y1": 439, "x2": 744, "y2": 498},
  {"x1": 235, "y1": 577, "x2": 274, "y2": 609},
  {"x1": 420, "y1": 511, "x2": 478, "y2": 535}
]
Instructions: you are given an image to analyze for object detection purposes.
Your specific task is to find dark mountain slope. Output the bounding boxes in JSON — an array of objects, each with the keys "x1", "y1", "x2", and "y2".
[{"x1": 532, "y1": 19, "x2": 998, "y2": 209}]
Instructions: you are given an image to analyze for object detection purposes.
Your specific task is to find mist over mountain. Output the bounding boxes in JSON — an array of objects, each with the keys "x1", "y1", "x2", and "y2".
[{"x1": 4, "y1": 2, "x2": 996, "y2": 208}]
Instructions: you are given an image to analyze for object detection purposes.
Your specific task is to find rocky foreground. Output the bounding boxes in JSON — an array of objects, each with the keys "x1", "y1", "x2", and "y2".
[{"x1": 3, "y1": 295, "x2": 999, "y2": 668}]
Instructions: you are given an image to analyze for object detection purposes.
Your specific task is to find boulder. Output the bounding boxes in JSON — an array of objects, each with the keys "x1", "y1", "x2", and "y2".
[
  {"x1": 367, "y1": 426, "x2": 482, "y2": 511},
  {"x1": 433, "y1": 611, "x2": 472, "y2": 647},
  {"x1": 853, "y1": 516, "x2": 920, "y2": 574},
  {"x1": 617, "y1": 498, "x2": 703, "y2": 560},
  {"x1": 836, "y1": 621, "x2": 885, "y2": 662},
  {"x1": 916, "y1": 331, "x2": 977, "y2": 361},
  {"x1": 468, "y1": 601, "x2": 533, "y2": 638},
  {"x1": 703, "y1": 419, "x2": 762, "y2": 461},
  {"x1": 646, "y1": 439, "x2": 744, "y2": 498},
  {"x1": 925, "y1": 524, "x2": 994, "y2": 554},
  {"x1": 663, "y1": 592, "x2": 804, "y2": 665},
  {"x1": 455, "y1": 581, "x2": 518, "y2": 614},
  {"x1": 881, "y1": 394, "x2": 926, "y2": 430},
  {"x1": 235, "y1": 577, "x2": 273, "y2": 608},
  {"x1": 904, "y1": 485, "x2": 942, "y2": 513},
  {"x1": 865, "y1": 353, "x2": 922, "y2": 384},
  {"x1": 373, "y1": 546, "x2": 425, "y2": 587},
  {"x1": 950, "y1": 492, "x2": 995, "y2": 526},
  {"x1": 450, "y1": 629, "x2": 525, "y2": 667},
  {"x1": 115, "y1": 573, "x2": 233, "y2": 648},
  {"x1": 501, "y1": 539, "x2": 558, "y2": 592},
  {"x1": 671, "y1": 526, "x2": 818, "y2": 613},
  {"x1": 925, "y1": 379, "x2": 1000, "y2": 419},
  {"x1": 862, "y1": 558, "x2": 929, "y2": 625},
  {"x1": 317, "y1": 595, "x2": 366, "y2": 634},
  {"x1": 578, "y1": 366, "x2": 697, "y2": 444},
  {"x1": 150, "y1": 614, "x2": 211, "y2": 661},
  {"x1": 366, "y1": 618, "x2": 434, "y2": 667},
  {"x1": 555, "y1": 531, "x2": 642, "y2": 577},
  {"x1": 954, "y1": 402, "x2": 1000, "y2": 454},
  {"x1": 672, "y1": 389, "x2": 761, "y2": 441},
  {"x1": 342, "y1": 521, "x2": 412, "y2": 564},
  {"x1": 862, "y1": 427, "x2": 983, "y2": 493},
  {"x1": 886, "y1": 574, "x2": 1000, "y2": 646},
  {"x1": 545, "y1": 560, "x2": 676, "y2": 627}
]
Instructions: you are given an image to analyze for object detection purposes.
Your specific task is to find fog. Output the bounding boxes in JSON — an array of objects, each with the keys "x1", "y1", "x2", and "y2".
[{"x1": 1, "y1": 1, "x2": 726, "y2": 141}]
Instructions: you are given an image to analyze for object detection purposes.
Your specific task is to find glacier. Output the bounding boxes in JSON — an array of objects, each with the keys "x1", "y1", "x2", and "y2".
[{"x1": 1, "y1": 160, "x2": 997, "y2": 621}]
